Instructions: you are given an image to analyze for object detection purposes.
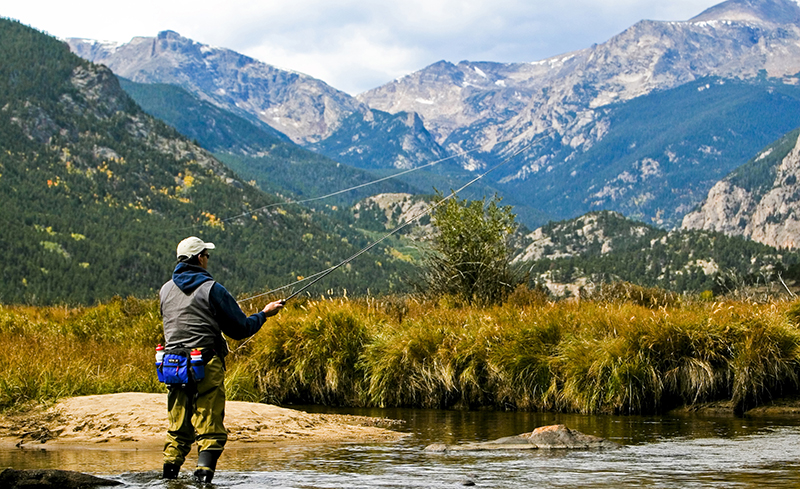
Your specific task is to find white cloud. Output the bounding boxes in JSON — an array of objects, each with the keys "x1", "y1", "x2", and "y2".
[{"x1": 4, "y1": 0, "x2": 722, "y2": 94}]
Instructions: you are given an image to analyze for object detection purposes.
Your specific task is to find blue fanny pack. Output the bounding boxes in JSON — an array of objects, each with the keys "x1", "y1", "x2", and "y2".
[{"x1": 157, "y1": 348, "x2": 205, "y2": 385}]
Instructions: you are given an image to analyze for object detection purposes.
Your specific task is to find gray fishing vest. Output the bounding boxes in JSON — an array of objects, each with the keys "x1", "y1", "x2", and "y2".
[{"x1": 160, "y1": 280, "x2": 228, "y2": 356}]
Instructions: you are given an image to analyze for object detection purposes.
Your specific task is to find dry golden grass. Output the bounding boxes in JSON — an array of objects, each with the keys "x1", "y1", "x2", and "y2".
[{"x1": 2, "y1": 291, "x2": 800, "y2": 414}]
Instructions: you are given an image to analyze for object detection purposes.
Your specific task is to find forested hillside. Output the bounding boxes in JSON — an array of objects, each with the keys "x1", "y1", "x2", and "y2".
[
  {"x1": 0, "y1": 20, "x2": 414, "y2": 304},
  {"x1": 504, "y1": 76, "x2": 800, "y2": 228},
  {"x1": 118, "y1": 78, "x2": 291, "y2": 154},
  {"x1": 118, "y1": 78, "x2": 419, "y2": 208},
  {"x1": 519, "y1": 211, "x2": 799, "y2": 295}
]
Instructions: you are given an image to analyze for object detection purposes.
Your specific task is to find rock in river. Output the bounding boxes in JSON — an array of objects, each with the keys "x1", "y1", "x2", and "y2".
[
  {"x1": 0, "y1": 468, "x2": 121, "y2": 488},
  {"x1": 425, "y1": 424, "x2": 620, "y2": 452}
]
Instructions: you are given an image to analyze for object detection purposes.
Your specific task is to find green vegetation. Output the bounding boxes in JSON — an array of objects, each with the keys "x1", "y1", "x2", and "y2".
[
  {"x1": 4, "y1": 292, "x2": 800, "y2": 416},
  {"x1": 422, "y1": 192, "x2": 520, "y2": 305},
  {"x1": 0, "y1": 19, "x2": 78, "y2": 108},
  {"x1": 523, "y1": 211, "x2": 798, "y2": 294}
]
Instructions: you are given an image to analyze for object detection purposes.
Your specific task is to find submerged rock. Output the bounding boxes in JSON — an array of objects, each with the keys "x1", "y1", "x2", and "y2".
[
  {"x1": 0, "y1": 468, "x2": 121, "y2": 488},
  {"x1": 425, "y1": 424, "x2": 620, "y2": 452}
]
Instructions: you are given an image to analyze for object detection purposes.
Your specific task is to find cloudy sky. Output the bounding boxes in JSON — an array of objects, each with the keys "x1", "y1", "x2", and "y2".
[{"x1": 6, "y1": 0, "x2": 723, "y2": 94}]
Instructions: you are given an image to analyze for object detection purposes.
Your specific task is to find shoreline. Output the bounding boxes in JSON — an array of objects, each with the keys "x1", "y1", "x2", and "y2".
[
  {"x1": 0, "y1": 393, "x2": 406, "y2": 450},
  {"x1": 669, "y1": 397, "x2": 800, "y2": 417},
  {"x1": 3, "y1": 392, "x2": 800, "y2": 452}
]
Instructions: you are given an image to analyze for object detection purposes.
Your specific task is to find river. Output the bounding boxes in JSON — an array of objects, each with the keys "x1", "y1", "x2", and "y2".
[{"x1": 3, "y1": 407, "x2": 800, "y2": 488}]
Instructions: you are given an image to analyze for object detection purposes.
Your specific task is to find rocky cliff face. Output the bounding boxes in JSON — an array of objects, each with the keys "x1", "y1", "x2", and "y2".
[
  {"x1": 68, "y1": 31, "x2": 365, "y2": 145},
  {"x1": 308, "y1": 109, "x2": 448, "y2": 170},
  {"x1": 682, "y1": 130, "x2": 800, "y2": 249}
]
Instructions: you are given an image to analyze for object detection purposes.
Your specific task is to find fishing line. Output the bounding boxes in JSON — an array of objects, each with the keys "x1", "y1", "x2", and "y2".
[
  {"x1": 237, "y1": 133, "x2": 550, "y2": 305},
  {"x1": 181, "y1": 147, "x2": 481, "y2": 230}
]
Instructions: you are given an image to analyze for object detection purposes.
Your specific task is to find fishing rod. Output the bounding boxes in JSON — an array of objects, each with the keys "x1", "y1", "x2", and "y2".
[{"x1": 240, "y1": 133, "x2": 550, "y2": 306}]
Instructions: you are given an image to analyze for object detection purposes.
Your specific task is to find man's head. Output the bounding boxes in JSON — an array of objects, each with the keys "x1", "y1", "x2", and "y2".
[{"x1": 176, "y1": 236, "x2": 215, "y2": 267}]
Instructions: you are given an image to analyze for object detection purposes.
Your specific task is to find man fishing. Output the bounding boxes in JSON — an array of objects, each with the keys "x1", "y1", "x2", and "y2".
[{"x1": 159, "y1": 236, "x2": 284, "y2": 483}]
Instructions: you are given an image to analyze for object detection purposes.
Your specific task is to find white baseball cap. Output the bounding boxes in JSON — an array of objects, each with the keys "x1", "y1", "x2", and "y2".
[{"x1": 176, "y1": 236, "x2": 216, "y2": 259}]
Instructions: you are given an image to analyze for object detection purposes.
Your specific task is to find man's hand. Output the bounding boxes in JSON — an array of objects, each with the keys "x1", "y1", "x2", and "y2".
[{"x1": 262, "y1": 300, "x2": 284, "y2": 317}]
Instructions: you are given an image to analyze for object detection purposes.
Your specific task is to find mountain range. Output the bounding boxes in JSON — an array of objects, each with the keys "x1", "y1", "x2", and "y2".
[
  {"x1": 67, "y1": 31, "x2": 451, "y2": 172},
  {"x1": 67, "y1": 0, "x2": 800, "y2": 230}
]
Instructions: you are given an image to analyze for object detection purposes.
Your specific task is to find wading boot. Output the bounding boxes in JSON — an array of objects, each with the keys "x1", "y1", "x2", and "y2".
[
  {"x1": 162, "y1": 463, "x2": 180, "y2": 479},
  {"x1": 194, "y1": 450, "x2": 221, "y2": 483},
  {"x1": 194, "y1": 468, "x2": 214, "y2": 483}
]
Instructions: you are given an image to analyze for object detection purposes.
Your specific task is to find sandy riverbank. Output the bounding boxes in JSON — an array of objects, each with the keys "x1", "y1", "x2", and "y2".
[{"x1": 0, "y1": 393, "x2": 405, "y2": 450}]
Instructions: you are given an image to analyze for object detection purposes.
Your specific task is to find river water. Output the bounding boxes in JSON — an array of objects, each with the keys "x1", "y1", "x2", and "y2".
[{"x1": 3, "y1": 407, "x2": 800, "y2": 488}]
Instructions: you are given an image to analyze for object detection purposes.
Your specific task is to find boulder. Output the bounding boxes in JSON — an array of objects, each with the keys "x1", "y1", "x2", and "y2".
[
  {"x1": 425, "y1": 424, "x2": 619, "y2": 452},
  {"x1": 0, "y1": 468, "x2": 121, "y2": 488}
]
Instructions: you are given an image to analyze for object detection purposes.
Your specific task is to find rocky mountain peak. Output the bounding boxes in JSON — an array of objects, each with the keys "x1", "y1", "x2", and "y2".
[
  {"x1": 67, "y1": 32, "x2": 366, "y2": 144},
  {"x1": 691, "y1": 0, "x2": 800, "y2": 25},
  {"x1": 156, "y1": 30, "x2": 181, "y2": 40}
]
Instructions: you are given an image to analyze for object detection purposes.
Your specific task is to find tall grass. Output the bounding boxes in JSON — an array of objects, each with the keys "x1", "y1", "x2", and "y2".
[
  {"x1": 2, "y1": 292, "x2": 800, "y2": 415},
  {"x1": 236, "y1": 302, "x2": 371, "y2": 405},
  {"x1": 0, "y1": 297, "x2": 163, "y2": 410}
]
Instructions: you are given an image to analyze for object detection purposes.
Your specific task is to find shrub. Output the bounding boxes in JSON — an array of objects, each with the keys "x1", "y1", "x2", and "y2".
[{"x1": 422, "y1": 192, "x2": 520, "y2": 306}]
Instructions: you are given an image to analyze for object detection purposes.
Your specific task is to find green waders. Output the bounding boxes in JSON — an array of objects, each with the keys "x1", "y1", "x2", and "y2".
[{"x1": 163, "y1": 354, "x2": 226, "y2": 479}]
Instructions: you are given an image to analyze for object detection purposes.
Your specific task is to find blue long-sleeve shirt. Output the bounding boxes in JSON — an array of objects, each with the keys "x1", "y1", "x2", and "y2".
[{"x1": 163, "y1": 263, "x2": 266, "y2": 348}]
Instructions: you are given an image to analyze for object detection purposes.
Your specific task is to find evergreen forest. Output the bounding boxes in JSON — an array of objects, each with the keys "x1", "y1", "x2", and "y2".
[{"x1": 0, "y1": 19, "x2": 415, "y2": 304}]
